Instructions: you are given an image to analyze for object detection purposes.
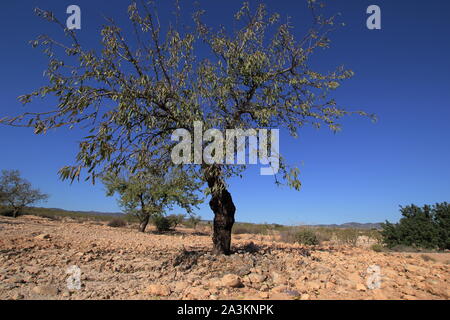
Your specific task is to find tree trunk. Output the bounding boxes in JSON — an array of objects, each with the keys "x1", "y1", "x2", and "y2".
[
  {"x1": 138, "y1": 213, "x2": 150, "y2": 233},
  {"x1": 12, "y1": 208, "x2": 19, "y2": 218},
  {"x1": 206, "y1": 172, "x2": 236, "y2": 255}
]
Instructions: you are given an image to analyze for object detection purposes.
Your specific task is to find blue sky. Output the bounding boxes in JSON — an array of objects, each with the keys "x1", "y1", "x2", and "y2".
[{"x1": 1, "y1": 0, "x2": 449, "y2": 225}]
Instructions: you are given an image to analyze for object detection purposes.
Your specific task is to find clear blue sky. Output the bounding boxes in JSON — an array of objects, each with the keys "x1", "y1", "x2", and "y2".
[{"x1": 1, "y1": 0, "x2": 449, "y2": 225}]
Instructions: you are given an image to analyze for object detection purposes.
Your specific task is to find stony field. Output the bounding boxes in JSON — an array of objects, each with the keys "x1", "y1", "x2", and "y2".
[{"x1": 0, "y1": 215, "x2": 448, "y2": 300}]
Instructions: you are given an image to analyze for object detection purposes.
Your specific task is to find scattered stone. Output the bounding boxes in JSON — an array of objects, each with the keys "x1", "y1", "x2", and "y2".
[
  {"x1": 271, "y1": 272, "x2": 288, "y2": 285},
  {"x1": 307, "y1": 281, "x2": 322, "y2": 291},
  {"x1": 12, "y1": 293, "x2": 24, "y2": 300},
  {"x1": 221, "y1": 274, "x2": 242, "y2": 288},
  {"x1": 283, "y1": 289, "x2": 300, "y2": 297},
  {"x1": 145, "y1": 284, "x2": 171, "y2": 296},
  {"x1": 186, "y1": 287, "x2": 210, "y2": 299},
  {"x1": 174, "y1": 281, "x2": 189, "y2": 292},
  {"x1": 62, "y1": 290, "x2": 72, "y2": 298},
  {"x1": 32, "y1": 285, "x2": 59, "y2": 296},
  {"x1": 371, "y1": 289, "x2": 387, "y2": 300},
  {"x1": 269, "y1": 293, "x2": 293, "y2": 300},
  {"x1": 356, "y1": 283, "x2": 366, "y2": 291},
  {"x1": 248, "y1": 273, "x2": 266, "y2": 284},
  {"x1": 34, "y1": 233, "x2": 51, "y2": 240},
  {"x1": 1, "y1": 214, "x2": 449, "y2": 300}
]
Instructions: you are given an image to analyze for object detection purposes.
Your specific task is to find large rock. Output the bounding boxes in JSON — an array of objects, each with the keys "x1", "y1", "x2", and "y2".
[
  {"x1": 32, "y1": 285, "x2": 59, "y2": 296},
  {"x1": 248, "y1": 273, "x2": 266, "y2": 284},
  {"x1": 186, "y1": 287, "x2": 210, "y2": 299},
  {"x1": 173, "y1": 281, "x2": 189, "y2": 292},
  {"x1": 306, "y1": 281, "x2": 322, "y2": 291},
  {"x1": 300, "y1": 293, "x2": 310, "y2": 300},
  {"x1": 271, "y1": 272, "x2": 288, "y2": 285},
  {"x1": 221, "y1": 274, "x2": 242, "y2": 288},
  {"x1": 145, "y1": 284, "x2": 171, "y2": 296}
]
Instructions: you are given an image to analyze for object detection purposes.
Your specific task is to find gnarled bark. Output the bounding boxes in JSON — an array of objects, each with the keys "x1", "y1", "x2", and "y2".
[{"x1": 206, "y1": 168, "x2": 236, "y2": 255}]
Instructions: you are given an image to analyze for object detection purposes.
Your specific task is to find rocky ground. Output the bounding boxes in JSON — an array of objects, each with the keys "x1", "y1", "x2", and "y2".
[{"x1": 0, "y1": 215, "x2": 448, "y2": 300}]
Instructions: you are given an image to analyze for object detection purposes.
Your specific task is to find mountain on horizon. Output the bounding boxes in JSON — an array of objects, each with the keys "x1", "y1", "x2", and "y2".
[
  {"x1": 38, "y1": 207, "x2": 382, "y2": 229},
  {"x1": 311, "y1": 222, "x2": 383, "y2": 230}
]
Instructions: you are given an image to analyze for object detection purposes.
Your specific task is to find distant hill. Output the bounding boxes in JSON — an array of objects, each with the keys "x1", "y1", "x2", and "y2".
[
  {"x1": 70, "y1": 210, "x2": 124, "y2": 217},
  {"x1": 22, "y1": 207, "x2": 382, "y2": 229},
  {"x1": 230, "y1": 220, "x2": 383, "y2": 230},
  {"x1": 311, "y1": 222, "x2": 383, "y2": 230},
  {"x1": 42, "y1": 208, "x2": 124, "y2": 217}
]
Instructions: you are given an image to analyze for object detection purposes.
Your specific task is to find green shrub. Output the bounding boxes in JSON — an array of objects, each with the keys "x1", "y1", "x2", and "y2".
[
  {"x1": 335, "y1": 229, "x2": 360, "y2": 246},
  {"x1": 280, "y1": 228, "x2": 319, "y2": 245},
  {"x1": 420, "y1": 254, "x2": 436, "y2": 262},
  {"x1": 184, "y1": 214, "x2": 201, "y2": 229},
  {"x1": 167, "y1": 214, "x2": 185, "y2": 229},
  {"x1": 232, "y1": 223, "x2": 278, "y2": 235},
  {"x1": 294, "y1": 229, "x2": 319, "y2": 245},
  {"x1": 107, "y1": 218, "x2": 127, "y2": 228},
  {"x1": 232, "y1": 225, "x2": 256, "y2": 235},
  {"x1": 389, "y1": 245, "x2": 421, "y2": 253},
  {"x1": 371, "y1": 244, "x2": 384, "y2": 252},
  {"x1": 152, "y1": 215, "x2": 172, "y2": 232},
  {"x1": 314, "y1": 228, "x2": 333, "y2": 243},
  {"x1": 0, "y1": 208, "x2": 14, "y2": 217},
  {"x1": 381, "y1": 203, "x2": 449, "y2": 250}
]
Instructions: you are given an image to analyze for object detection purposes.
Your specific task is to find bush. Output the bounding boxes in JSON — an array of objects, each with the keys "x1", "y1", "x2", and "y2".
[
  {"x1": 335, "y1": 229, "x2": 360, "y2": 246},
  {"x1": 107, "y1": 218, "x2": 127, "y2": 228},
  {"x1": 280, "y1": 228, "x2": 319, "y2": 245},
  {"x1": 167, "y1": 214, "x2": 185, "y2": 229},
  {"x1": 232, "y1": 223, "x2": 278, "y2": 235},
  {"x1": 371, "y1": 244, "x2": 385, "y2": 252},
  {"x1": 232, "y1": 225, "x2": 256, "y2": 235},
  {"x1": 184, "y1": 214, "x2": 201, "y2": 229},
  {"x1": 294, "y1": 229, "x2": 319, "y2": 245},
  {"x1": 420, "y1": 254, "x2": 436, "y2": 262},
  {"x1": 381, "y1": 203, "x2": 449, "y2": 250},
  {"x1": 0, "y1": 207, "x2": 14, "y2": 217},
  {"x1": 152, "y1": 215, "x2": 172, "y2": 232}
]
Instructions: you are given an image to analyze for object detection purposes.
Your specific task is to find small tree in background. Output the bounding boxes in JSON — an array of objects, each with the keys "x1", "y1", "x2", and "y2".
[
  {"x1": 0, "y1": 170, "x2": 49, "y2": 218},
  {"x1": 103, "y1": 167, "x2": 202, "y2": 232},
  {"x1": 381, "y1": 203, "x2": 449, "y2": 250}
]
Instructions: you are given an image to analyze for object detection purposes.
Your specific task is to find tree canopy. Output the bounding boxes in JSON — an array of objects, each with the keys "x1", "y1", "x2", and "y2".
[
  {"x1": 0, "y1": 1, "x2": 372, "y2": 254},
  {"x1": 2, "y1": 1, "x2": 371, "y2": 186}
]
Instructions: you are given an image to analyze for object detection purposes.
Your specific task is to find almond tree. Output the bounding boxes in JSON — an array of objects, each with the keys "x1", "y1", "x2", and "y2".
[{"x1": 0, "y1": 1, "x2": 372, "y2": 254}]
